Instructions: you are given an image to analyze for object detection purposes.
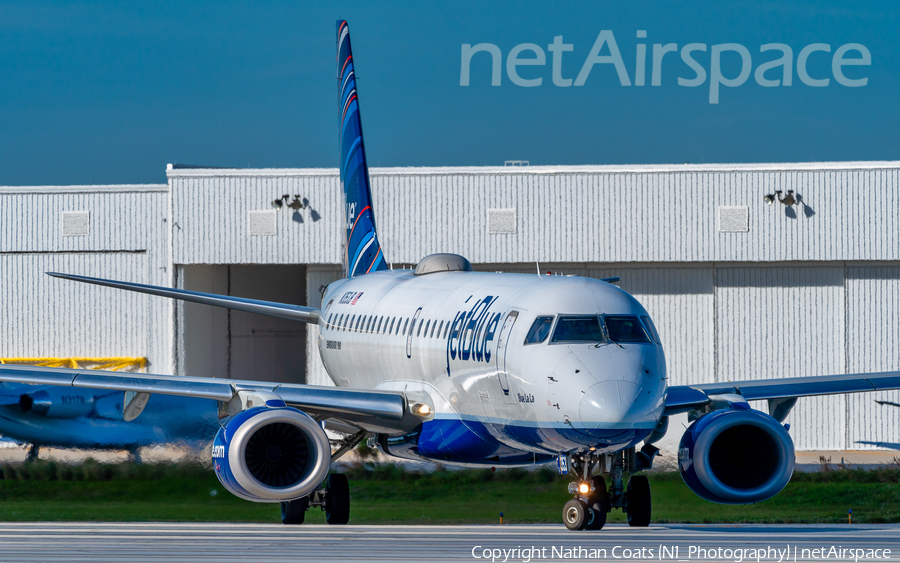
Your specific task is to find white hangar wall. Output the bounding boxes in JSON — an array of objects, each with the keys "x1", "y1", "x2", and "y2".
[
  {"x1": 168, "y1": 162, "x2": 900, "y2": 266},
  {"x1": 166, "y1": 162, "x2": 900, "y2": 452},
  {"x1": 0, "y1": 184, "x2": 174, "y2": 373},
  {"x1": 2, "y1": 162, "x2": 897, "y2": 453}
]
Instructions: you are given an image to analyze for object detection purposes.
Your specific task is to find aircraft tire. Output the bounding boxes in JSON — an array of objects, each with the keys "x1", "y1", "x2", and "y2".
[
  {"x1": 625, "y1": 475, "x2": 651, "y2": 527},
  {"x1": 280, "y1": 497, "x2": 308, "y2": 525},
  {"x1": 584, "y1": 507, "x2": 607, "y2": 530},
  {"x1": 325, "y1": 474, "x2": 350, "y2": 525},
  {"x1": 562, "y1": 499, "x2": 588, "y2": 530},
  {"x1": 585, "y1": 476, "x2": 609, "y2": 530}
]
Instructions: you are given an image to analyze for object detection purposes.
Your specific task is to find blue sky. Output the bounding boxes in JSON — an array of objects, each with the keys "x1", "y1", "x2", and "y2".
[{"x1": 0, "y1": 1, "x2": 897, "y2": 185}]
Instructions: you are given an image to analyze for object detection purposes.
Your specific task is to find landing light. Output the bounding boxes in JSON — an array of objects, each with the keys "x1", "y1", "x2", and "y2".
[
  {"x1": 578, "y1": 483, "x2": 590, "y2": 495},
  {"x1": 412, "y1": 403, "x2": 431, "y2": 416}
]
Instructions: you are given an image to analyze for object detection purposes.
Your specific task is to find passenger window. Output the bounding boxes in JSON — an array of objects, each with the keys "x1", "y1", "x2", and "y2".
[
  {"x1": 443, "y1": 321, "x2": 450, "y2": 338},
  {"x1": 640, "y1": 315, "x2": 660, "y2": 344},
  {"x1": 349, "y1": 315, "x2": 356, "y2": 331},
  {"x1": 377, "y1": 316, "x2": 383, "y2": 333},
  {"x1": 403, "y1": 318, "x2": 409, "y2": 335},
  {"x1": 524, "y1": 316, "x2": 554, "y2": 345},
  {"x1": 430, "y1": 321, "x2": 437, "y2": 338},
  {"x1": 368, "y1": 316, "x2": 375, "y2": 332},
  {"x1": 389, "y1": 317, "x2": 395, "y2": 334},
  {"x1": 422, "y1": 320, "x2": 430, "y2": 337},
  {"x1": 551, "y1": 316, "x2": 604, "y2": 343},
  {"x1": 606, "y1": 316, "x2": 652, "y2": 343}
]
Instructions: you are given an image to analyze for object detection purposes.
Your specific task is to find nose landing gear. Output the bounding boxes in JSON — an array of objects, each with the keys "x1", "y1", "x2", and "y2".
[{"x1": 562, "y1": 446, "x2": 652, "y2": 531}]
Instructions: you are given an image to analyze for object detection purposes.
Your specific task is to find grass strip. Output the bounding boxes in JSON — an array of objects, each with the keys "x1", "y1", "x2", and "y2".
[{"x1": 1, "y1": 461, "x2": 898, "y2": 524}]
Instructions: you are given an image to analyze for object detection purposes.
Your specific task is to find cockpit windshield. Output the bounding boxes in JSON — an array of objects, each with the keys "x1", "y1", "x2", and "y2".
[
  {"x1": 524, "y1": 316, "x2": 554, "y2": 345},
  {"x1": 551, "y1": 316, "x2": 605, "y2": 343},
  {"x1": 605, "y1": 316, "x2": 652, "y2": 343}
]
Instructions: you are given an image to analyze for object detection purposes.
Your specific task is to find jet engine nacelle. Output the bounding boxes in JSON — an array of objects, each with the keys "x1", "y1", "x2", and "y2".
[
  {"x1": 212, "y1": 405, "x2": 331, "y2": 503},
  {"x1": 678, "y1": 407, "x2": 794, "y2": 504}
]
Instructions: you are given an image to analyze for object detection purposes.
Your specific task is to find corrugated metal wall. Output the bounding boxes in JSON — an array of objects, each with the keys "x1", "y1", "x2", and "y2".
[
  {"x1": 846, "y1": 266, "x2": 900, "y2": 450},
  {"x1": 715, "y1": 266, "x2": 847, "y2": 451},
  {"x1": 305, "y1": 265, "x2": 343, "y2": 387},
  {"x1": 169, "y1": 164, "x2": 900, "y2": 266},
  {"x1": 0, "y1": 186, "x2": 173, "y2": 373},
  {"x1": 170, "y1": 172, "x2": 342, "y2": 265},
  {"x1": 5, "y1": 162, "x2": 900, "y2": 453}
]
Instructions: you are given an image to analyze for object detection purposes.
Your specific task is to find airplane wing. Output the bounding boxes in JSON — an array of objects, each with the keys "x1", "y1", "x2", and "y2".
[
  {"x1": 0, "y1": 363, "x2": 429, "y2": 435},
  {"x1": 664, "y1": 371, "x2": 900, "y2": 416},
  {"x1": 47, "y1": 273, "x2": 320, "y2": 324}
]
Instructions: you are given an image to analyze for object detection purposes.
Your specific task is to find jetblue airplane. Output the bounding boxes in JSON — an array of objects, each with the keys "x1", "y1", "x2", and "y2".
[
  {"x1": 0, "y1": 383, "x2": 218, "y2": 460},
  {"x1": 2, "y1": 21, "x2": 900, "y2": 530}
]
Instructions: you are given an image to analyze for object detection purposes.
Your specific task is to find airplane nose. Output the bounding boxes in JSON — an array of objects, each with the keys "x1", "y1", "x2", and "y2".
[{"x1": 578, "y1": 380, "x2": 642, "y2": 429}]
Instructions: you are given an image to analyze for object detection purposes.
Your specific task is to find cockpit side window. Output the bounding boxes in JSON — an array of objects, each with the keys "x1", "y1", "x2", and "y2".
[
  {"x1": 605, "y1": 316, "x2": 652, "y2": 343},
  {"x1": 524, "y1": 316, "x2": 555, "y2": 345},
  {"x1": 551, "y1": 316, "x2": 604, "y2": 343},
  {"x1": 640, "y1": 315, "x2": 661, "y2": 344}
]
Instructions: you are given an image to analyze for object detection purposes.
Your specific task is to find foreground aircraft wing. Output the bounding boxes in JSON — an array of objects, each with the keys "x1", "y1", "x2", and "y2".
[
  {"x1": 46, "y1": 273, "x2": 320, "y2": 324},
  {"x1": 0, "y1": 364, "x2": 427, "y2": 434},
  {"x1": 664, "y1": 371, "x2": 900, "y2": 415}
]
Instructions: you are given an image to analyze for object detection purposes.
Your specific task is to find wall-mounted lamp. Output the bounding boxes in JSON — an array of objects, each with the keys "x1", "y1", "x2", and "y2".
[
  {"x1": 271, "y1": 194, "x2": 320, "y2": 222},
  {"x1": 763, "y1": 190, "x2": 797, "y2": 207},
  {"x1": 288, "y1": 196, "x2": 305, "y2": 210},
  {"x1": 272, "y1": 194, "x2": 306, "y2": 210}
]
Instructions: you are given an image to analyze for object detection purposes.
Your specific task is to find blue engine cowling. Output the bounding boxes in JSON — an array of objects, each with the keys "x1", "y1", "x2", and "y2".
[
  {"x1": 678, "y1": 407, "x2": 794, "y2": 504},
  {"x1": 212, "y1": 405, "x2": 331, "y2": 503}
]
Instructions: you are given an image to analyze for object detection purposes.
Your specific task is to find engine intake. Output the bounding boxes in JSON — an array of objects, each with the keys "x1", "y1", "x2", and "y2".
[
  {"x1": 678, "y1": 407, "x2": 794, "y2": 504},
  {"x1": 212, "y1": 406, "x2": 330, "y2": 502}
]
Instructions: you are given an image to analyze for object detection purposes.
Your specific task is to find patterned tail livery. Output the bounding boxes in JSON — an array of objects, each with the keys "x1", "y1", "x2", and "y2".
[{"x1": 337, "y1": 20, "x2": 387, "y2": 277}]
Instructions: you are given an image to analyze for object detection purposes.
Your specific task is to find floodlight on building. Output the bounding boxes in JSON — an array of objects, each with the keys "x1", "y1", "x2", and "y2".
[
  {"x1": 763, "y1": 190, "x2": 797, "y2": 207},
  {"x1": 288, "y1": 195, "x2": 305, "y2": 210},
  {"x1": 271, "y1": 194, "x2": 290, "y2": 209}
]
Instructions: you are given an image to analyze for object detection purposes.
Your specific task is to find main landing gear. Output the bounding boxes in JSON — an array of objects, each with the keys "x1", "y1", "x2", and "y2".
[
  {"x1": 562, "y1": 445, "x2": 657, "y2": 531},
  {"x1": 281, "y1": 474, "x2": 351, "y2": 525},
  {"x1": 280, "y1": 429, "x2": 365, "y2": 525}
]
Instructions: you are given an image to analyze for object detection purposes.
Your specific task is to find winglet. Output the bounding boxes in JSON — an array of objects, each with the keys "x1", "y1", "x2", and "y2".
[{"x1": 337, "y1": 20, "x2": 387, "y2": 278}]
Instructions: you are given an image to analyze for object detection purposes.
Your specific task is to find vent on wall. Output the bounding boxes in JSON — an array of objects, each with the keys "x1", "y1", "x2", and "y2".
[
  {"x1": 248, "y1": 210, "x2": 277, "y2": 236},
  {"x1": 61, "y1": 211, "x2": 90, "y2": 237},
  {"x1": 487, "y1": 208, "x2": 517, "y2": 234},
  {"x1": 718, "y1": 206, "x2": 749, "y2": 233}
]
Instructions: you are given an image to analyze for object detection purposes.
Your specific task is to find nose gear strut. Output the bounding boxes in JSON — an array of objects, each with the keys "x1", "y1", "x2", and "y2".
[{"x1": 562, "y1": 446, "x2": 653, "y2": 531}]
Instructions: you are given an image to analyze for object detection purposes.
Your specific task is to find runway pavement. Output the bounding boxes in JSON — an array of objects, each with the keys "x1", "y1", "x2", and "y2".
[{"x1": 0, "y1": 522, "x2": 897, "y2": 562}]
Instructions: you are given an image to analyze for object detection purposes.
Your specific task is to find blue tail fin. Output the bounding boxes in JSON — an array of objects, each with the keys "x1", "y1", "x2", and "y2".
[{"x1": 337, "y1": 20, "x2": 387, "y2": 278}]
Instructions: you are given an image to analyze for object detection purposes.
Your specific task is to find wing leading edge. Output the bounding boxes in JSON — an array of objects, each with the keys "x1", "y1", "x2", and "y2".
[
  {"x1": 664, "y1": 371, "x2": 900, "y2": 415},
  {"x1": 47, "y1": 272, "x2": 320, "y2": 324},
  {"x1": 0, "y1": 363, "x2": 428, "y2": 434}
]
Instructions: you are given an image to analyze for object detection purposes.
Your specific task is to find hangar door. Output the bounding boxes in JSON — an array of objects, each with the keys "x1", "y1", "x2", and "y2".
[
  {"x1": 177, "y1": 265, "x2": 307, "y2": 384},
  {"x1": 715, "y1": 265, "x2": 845, "y2": 451}
]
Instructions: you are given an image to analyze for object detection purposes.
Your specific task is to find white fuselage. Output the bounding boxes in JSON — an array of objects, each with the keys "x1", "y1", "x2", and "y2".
[{"x1": 317, "y1": 270, "x2": 667, "y2": 460}]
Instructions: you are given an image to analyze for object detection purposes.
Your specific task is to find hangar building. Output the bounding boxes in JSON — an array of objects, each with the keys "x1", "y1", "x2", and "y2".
[{"x1": 2, "y1": 161, "x2": 899, "y2": 454}]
